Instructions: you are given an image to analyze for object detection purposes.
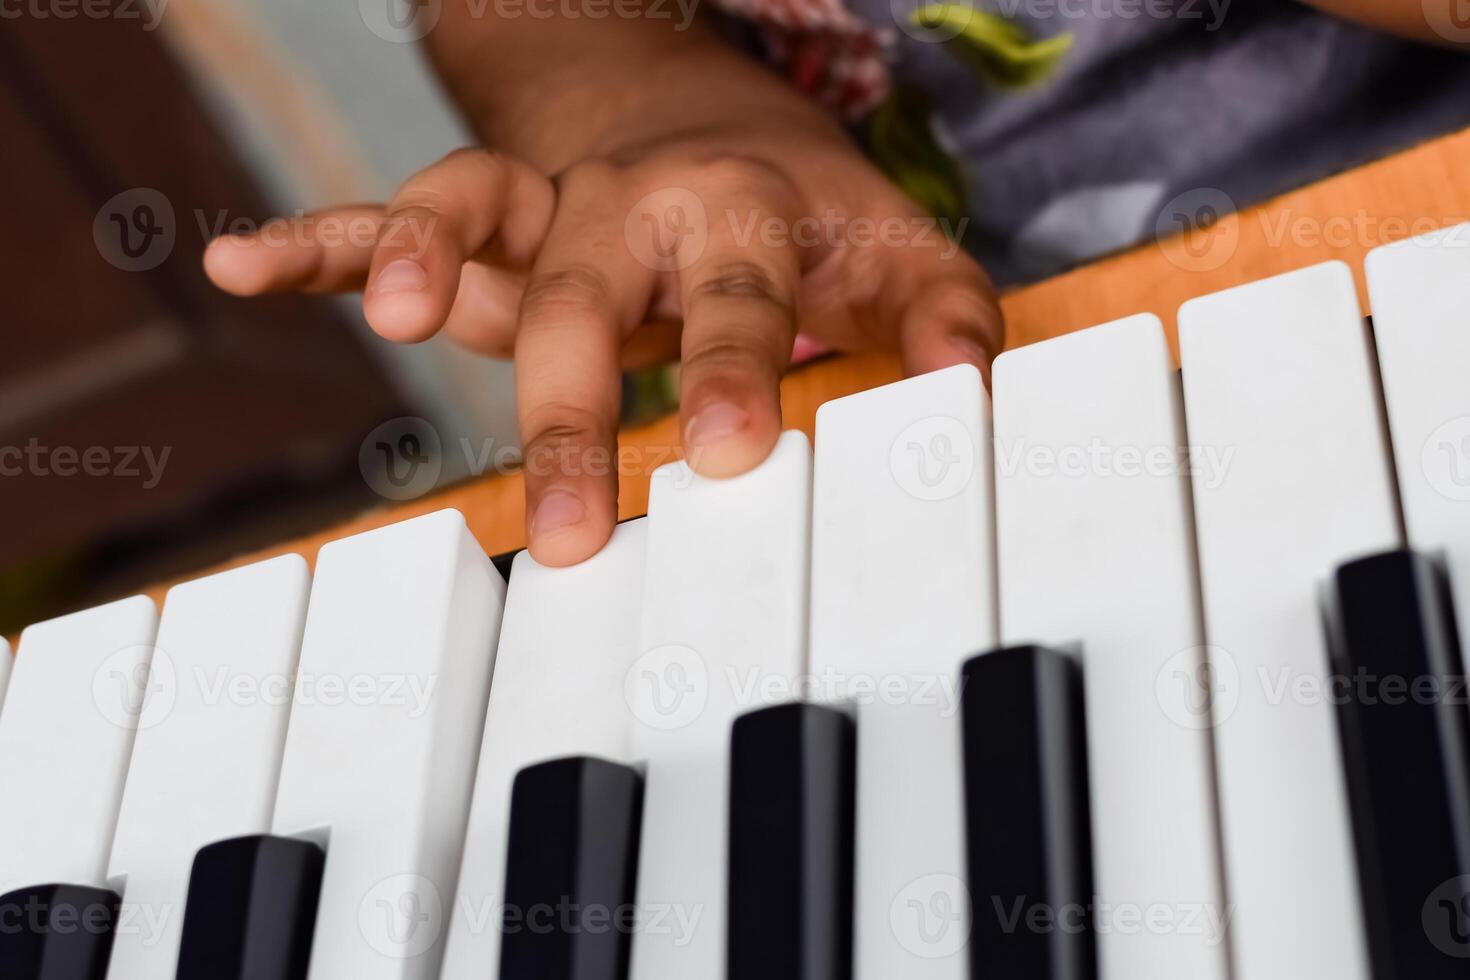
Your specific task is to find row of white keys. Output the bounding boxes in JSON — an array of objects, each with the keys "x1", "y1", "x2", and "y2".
[
  {"x1": 104, "y1": 555, "x2": 310, "y2": 979},
  {"x1": 628, "y1": 430, "x2": 813, "y2": 979},
  {"x1": 270, "y1": 509, "x2": 505, "y2": 979},
  {"x1": 809, "y1": 364, "x2": 996, "y2": 979},
  {"x1": 1179, "y1": 261, "x2": 1400, "y2": 980},
  {"x1": 442, "y1": 518, "x2": 648, "y2": 978},
  {"x1": 0, "y1": 594, "x2": 157, "y2": 895},
  {"x1": 1365, "y1": 224, "x2": 1470, "y2": 664},
  {"x1": 993, "y1": 316, "x2": 1227, "y2": 980}
]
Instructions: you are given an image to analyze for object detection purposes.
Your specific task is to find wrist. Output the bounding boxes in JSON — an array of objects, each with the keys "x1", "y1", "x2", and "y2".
[{"x1": 423, "y1": 9, "x2": 838, "y2": 171}]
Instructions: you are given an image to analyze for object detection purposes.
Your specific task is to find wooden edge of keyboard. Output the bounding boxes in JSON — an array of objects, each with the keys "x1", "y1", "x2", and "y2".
[{"x1": 102, "y1": 124, "x2": 1470, "y2": 615}]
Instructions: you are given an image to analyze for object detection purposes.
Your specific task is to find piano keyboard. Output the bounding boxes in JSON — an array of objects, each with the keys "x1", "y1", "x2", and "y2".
[{"x1": 0, "y1": 226, "x2": 1468, "y2": 980}]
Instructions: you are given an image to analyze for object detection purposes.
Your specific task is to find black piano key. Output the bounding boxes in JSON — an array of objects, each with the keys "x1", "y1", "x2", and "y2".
[
  {"x1": 490, "y1": 549, "x2": 519, "y2": 585},
  {"x1": 1329, "y1": 549, "x2": 1470, "y2": 977},
  {"x1": 174, "y1": 834, "x2": 324, "y2": 980},
  {"x1": 728, "y1": 702, "x2": 855, "y2": 980},
  {"x1": 0, "y1": 884, "x2": 119, "y2": 980},
  {"x1": 500, "y1": 756, "x2": 643, "y2": 980},
  {"x1": 961, "y1": 644, "x2": 1096, "y2": 980}
]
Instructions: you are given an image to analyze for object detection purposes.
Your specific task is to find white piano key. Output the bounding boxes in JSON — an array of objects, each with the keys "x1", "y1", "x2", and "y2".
[
  {"x1": 993, "y1": 316, "x2": 1228, "y2": 980},
  {"x1": 809, "y1": 364, "x2": 995, "y2": 979},
  {"x1": 0, "y1": 638, "x2": 11, "y2": 714},
  {"x1": 1365, "y1": 225, "x2": 1470, "y2": 664},
  {"x1": 628, "y1": 431, "x2": 812, "y2": 980},
  {"x1": 104, "y1": 554, "x2": 310, "y2": 979},
  {"x1": 271, "y1": 508, "x2": 504, "y2": 980},
  {"x1": 1178, "y1": 261, "x2": 1400, "y2": 980},
  {"x1": 442, "y1": 518, "x2": 647, "y2": 978},
  {"x1": 0, "y1": 594, "x2": 158, "y2": 893}
]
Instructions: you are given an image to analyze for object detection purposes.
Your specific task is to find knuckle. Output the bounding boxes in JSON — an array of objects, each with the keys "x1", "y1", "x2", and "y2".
[
  {"x1": 521, "y1": 402, "x2": 614, "y2": 464},
  {"x1": 682, "y1": 338, "x2": 774, "y2": 378},
  {"x1": 691, "y1": 154, "x2": 786, "y2": 195},
  {"x1": 688, "y1": 261, "x2": 792, "y2": 310},
  {"x1": 556, "y1": 159, "x2": 623, "y2": 193},
  {"x1": 521, "y1": 265, "x2": 613, "y2": 318}
]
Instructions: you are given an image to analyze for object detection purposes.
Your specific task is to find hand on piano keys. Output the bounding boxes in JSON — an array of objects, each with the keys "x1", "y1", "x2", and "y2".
[
  {"x1": 2, "y1": 223, "x2": 1469, "y2": 980},
  {"x1": 203, "y1": 145, "x2": 1005, "y2": 572}
]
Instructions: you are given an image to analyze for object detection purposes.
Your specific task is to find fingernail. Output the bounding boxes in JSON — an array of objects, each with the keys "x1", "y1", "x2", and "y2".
[
  {"x1": 685, "y1": 402, "x2": 749, "y2": 449},
  {"x1": 373, "y1": 258, "x2": 428, "y2": 294},
  {"x1": 532, "y1": 490, "x2": 586, "y2": 535},
  {"x1": 951, "y1": 335, "x2": 995, "y2": 366}
]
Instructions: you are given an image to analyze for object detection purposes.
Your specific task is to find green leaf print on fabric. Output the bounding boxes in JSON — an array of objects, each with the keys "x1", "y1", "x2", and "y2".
[
  {"x1": 865, "y1": 10, "x2": 1072, "y2": 226},
  {"x1": 911, "y1": 6, "x2": 1073, "y2": 89},
  {"x1": 866, "y1": 86, "x2": 969, "y2": 227}
]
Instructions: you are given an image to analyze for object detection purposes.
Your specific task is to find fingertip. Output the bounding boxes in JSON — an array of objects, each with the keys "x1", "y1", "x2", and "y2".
[
  {"x1": 202, "y1": 235, "x2": 272, "y2": 296},
  {"x1": 900, "y1": 280, "x2": 1003, "y2": 384},
  {"x1": 681, "y1": 398, "x2": 781, "y2": 479},
  {"x1": 362, "y1": 291, "x2": 442, "y2": 343},
  {"x1": 363, "y1": 259, "x2": 443, "y2": 343},
  {"x1": 525, "y1": 487, "x2": 615, "y2": 567}
]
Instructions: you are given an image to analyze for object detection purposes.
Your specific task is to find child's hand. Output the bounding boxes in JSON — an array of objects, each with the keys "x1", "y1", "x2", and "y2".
[{"x1": 204, "y1": 68, "x2": 1001, "y2": 568}]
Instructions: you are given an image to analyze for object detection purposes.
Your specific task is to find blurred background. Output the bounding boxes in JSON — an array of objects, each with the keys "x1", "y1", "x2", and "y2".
[{"x1": 0, "y1": 3, "x2": 525, "y2": 632}]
